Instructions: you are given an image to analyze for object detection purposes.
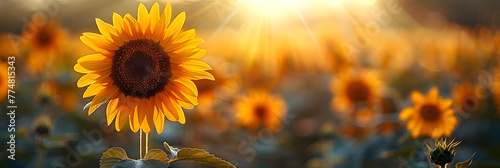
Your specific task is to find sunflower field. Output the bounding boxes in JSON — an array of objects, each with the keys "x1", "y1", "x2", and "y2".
[{"x1": 1, "y1": 0, "x2": 499, "y2": 168}]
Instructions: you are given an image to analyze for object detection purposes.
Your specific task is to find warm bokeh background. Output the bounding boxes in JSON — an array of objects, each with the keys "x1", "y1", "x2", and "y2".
[{"x1": 1, "y1": 0, "x2": 500, "y2": 167}]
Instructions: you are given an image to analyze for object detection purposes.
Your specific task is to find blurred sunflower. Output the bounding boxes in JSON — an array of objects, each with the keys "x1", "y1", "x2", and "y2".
[
  {"x1": 192, "y1": 59, "x2": 237, "y2": 131},
  {"x1": 414, "y1": 27, "x2": 458, "y2": 72},
  {"x1": 0, "y1": 62, "x2": 8, "y2": 101},
  {"x1": 0, "y1": 32, "x2": 18, "y2": 60},
  {"x1": 234, "y1": 91, "x2": 287, "y2": 132},
  {"x1": 399, "y1": 87, "x2": 457, "y2": 139},
  {"x1": 22, "y1": 14, "x2": 66, "y2": 74},
  {"x1": 452, "y1": 83, "x2": 484, "y2": 114},
  {"x1": 36, "y1": 81, "x2": 78, "y2": 112},
  {"x1": 330, "y1": 69, "x2": 382, "y2": 113},
  {"x1": 366, "y1": 31, "x2": 414, "y2": 76},
  {"x1": 33, "y1": 115, "x2": 53, "y2": 139},
  {"x1": 492, "y1": 67, "x2": 500, "y2": 116},
  {"x1": 74, "y1": 3, "x2": 213, "y2": 134}
]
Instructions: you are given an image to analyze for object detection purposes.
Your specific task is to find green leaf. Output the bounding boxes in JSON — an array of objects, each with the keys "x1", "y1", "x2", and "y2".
[
  {"x1": 144, "y1": 149, "x2": 169, "y2": 163},
  {"x1": 101, "y1": 147, "x2": 130, "y2": 168},
  {"x1": 110, "y1": 159, "x2": 169, "y2": 168},
  {"x1": 455, "y1": 153, "x2": 475, "y2": 168},
  {"x1": 169, "y1": 148, "x2": 236, "y2": 168}
]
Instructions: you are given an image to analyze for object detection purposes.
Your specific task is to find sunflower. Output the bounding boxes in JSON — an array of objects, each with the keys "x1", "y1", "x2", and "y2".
[
  {"x1": 0, "y1": 62, "x2": 8, "y2": 102},
  {"x1": 452, "y1": 83, "x2": 484, "y2": 114},
  {"x1": 492, "y1": 67, "x2": 500, "y2": 116},
  {"x1": 234, "y1": 91, "x2": 286, "y2": 132},
  {"x1": 22, "y1": 14, "x2": 66, "y2": 74},
  {"x1": 0, "y1": 32, "x2": 18, "y2": 60},
  {"x1": 330, "y1": 69, "x2": 382, "y2": 113},
  {"x1": 399, "y1": 87, "x2": 457, "y2": 139},
  {"x1": 74, "y1": 3, "x2": 213, "y2": 134}
]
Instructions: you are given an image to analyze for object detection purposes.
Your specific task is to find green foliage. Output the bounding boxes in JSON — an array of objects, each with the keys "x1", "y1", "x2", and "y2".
[
  {"x1": 455, "y1": 153, "x2": 475, "y2": 168},
  {"x1": 100, "y1": 147, "x2": 169, "y2": 168},
  {"x1": 99, "y1": 142, "x2": 236, "y2": 168},
  {"x1": 169, "y1": 148, "x2": 236, "y2": 168}
]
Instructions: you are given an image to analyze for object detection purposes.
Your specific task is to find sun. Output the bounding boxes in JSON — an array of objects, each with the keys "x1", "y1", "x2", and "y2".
[
  {"x1": 74, "y1": 2, "x2": 214, "y2": 134},
  {"x1": 234, "y1": 91, "x2": 287, "y2": 132},
  {"x1": 399, "y1": 87, "x2": 457, "y2": 139}
]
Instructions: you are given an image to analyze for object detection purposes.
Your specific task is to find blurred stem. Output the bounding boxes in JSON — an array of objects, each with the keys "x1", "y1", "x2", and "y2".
[
  {"x1": 139, "y1": 128, "x2": 148, "y2": 159},
  {"x1": 36, "y1": 146, "x2": 46, "y2": 168},
  {"x1": 436, "y1": 164, "x2": 447, "y2": 168}
]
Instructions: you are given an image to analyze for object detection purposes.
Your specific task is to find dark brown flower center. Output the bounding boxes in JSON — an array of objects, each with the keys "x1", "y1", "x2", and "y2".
[
  {"x1": 36, "y1": 27, "x2": 53, "y2": 47},
  {"x1": 419, "y1": 104, "x2": 441, "y2": 121},
  {"x1": 111, "y1": 39, "x2": 171, "y2": 99},
  {"x1": 255, "y1": 105, "x2": 267, "y2": 120},
  {"x1": 346, "y1": 79, "x2": 370, "y2": 102}
]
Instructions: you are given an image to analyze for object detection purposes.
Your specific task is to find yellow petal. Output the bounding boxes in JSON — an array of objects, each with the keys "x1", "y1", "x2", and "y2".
[
  {"x1": 178, "y1": 60, "x2": 212, "y2": 71},
  {"x1": 170, "y1": 89, "x2": 198, "y2": 105},
  {"x1": 173, "y1": 29, "x2": 196, "y2": 43},
  {"x1": 172, "y1": 68, "x2": 215, "y2": 81},
  {"x1": 169, "y1": 38, "x2": 205, "y2": 53},
  {"x1": 399, "y1": 107, "x2": 414, "y2": 120},
  {"x1": 172, "y1": 78, "x2": 198, "y2": 97},
  {"x1": 83, "y1": 83, "x2": 106, "y2": 98},
  {"x1": 123, "y1": 14, "x2": 140, "y2": 39},
  {"x1": 95, "y1": 18, "x2": 118, "y2": 41},
  {"x1": 165, "y1": 12, "x2": 185, "y2": 38},
  {"x1": 141, "y1": 116, "x2": 152, "y2": 133},
  {"x1": 88, "y1": 85, "x2": 119, "y2": 115},
  {"x1": 82, "y1": 33, "x2": 118, "y2": 50},
  {"x1": 113, "y1": 13, "x2": 124, "y2": 33},
  {"x1": 115, "y1": 106, "x2": 130, "y2": 131},
  {"x1": 129, "y1": 104, "x2": 141, "y2": 132},
  {"x1": 155, "y1": 95, "x2": 176, "y2": 121},
  {"x1": 74, "y1": 63, "x2": 91, "y2": 73},
  {"x1": 106, "y1": 98, "x2": 119, "y2": 126},
  {"x1": 145, "y1": 99, "x2": 155, "y2": 132},
  {"x1": 80, "y1": 35, "x2": 113, "y2": 56},
  {"x1": 137, "y1": 3, "x2": 149, "y2": 34},
  {"x1": 411, "y1": 91, "x2": 425, "y2": 104},
  {"x1": 428, "y1": 87, "x2": 439, "y2": 100},
  {"x1": 154, "y1": 105, "x2": 165, "y2": 134},
  {"x1": 78, "y1": 53, "x2": 108, "y2": 62},
  {"x1": 170, "y1": 49, "x2": 205, "y2": 63},
  {"x1": 440, "y1": 99, "x2": 453, "y2": 109},
  {"x1": 161, "y1": 93, "x2": 182, "y2": 121},
  {"x1": 136, "y1": 100, "x2": 147, "y2": 128},
  {"x1": 77, "y1": 73, "x2": 99, "y2": 88},
  {"x1": 149, "y1": 2, "x2": 160, "y2": 33}
]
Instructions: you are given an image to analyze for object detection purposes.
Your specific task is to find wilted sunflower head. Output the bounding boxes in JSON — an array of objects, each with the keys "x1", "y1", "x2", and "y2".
[
  {"x1": 426, "y1": 139, "x2": 461, "y2": 166},
  {"x1": 74, "y1": 2, "x2": 213, "y2": 134},
  {"x1": 33, "y1": 115, "x2": 53, "y2": 138}
]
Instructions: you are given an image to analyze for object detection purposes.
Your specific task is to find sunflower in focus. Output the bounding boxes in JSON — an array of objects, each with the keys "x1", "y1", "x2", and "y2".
[
  {"x1": 399, "y1": 87, "x2": 457, "y2": 139},
  {"x1": 0, "y1": 62, "x2": 8, "y2": 101},
  {"x1": 74, "y1": 3, "x2": 213, "y2": 134},
  {"x1": 234, "y1": 91, "x2": 287, "y2": 132},
  {"x1": 330, "y1": 69, "x2": 382, "y2": 113},
  {"x1": 22, "y1": 14, "x2": 66, "y2": 74}
]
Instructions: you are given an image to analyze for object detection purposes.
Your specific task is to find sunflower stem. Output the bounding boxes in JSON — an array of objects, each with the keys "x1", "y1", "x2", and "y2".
[{"x1": 139, "y1": 128, "x2": 149, "y2": 159}]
